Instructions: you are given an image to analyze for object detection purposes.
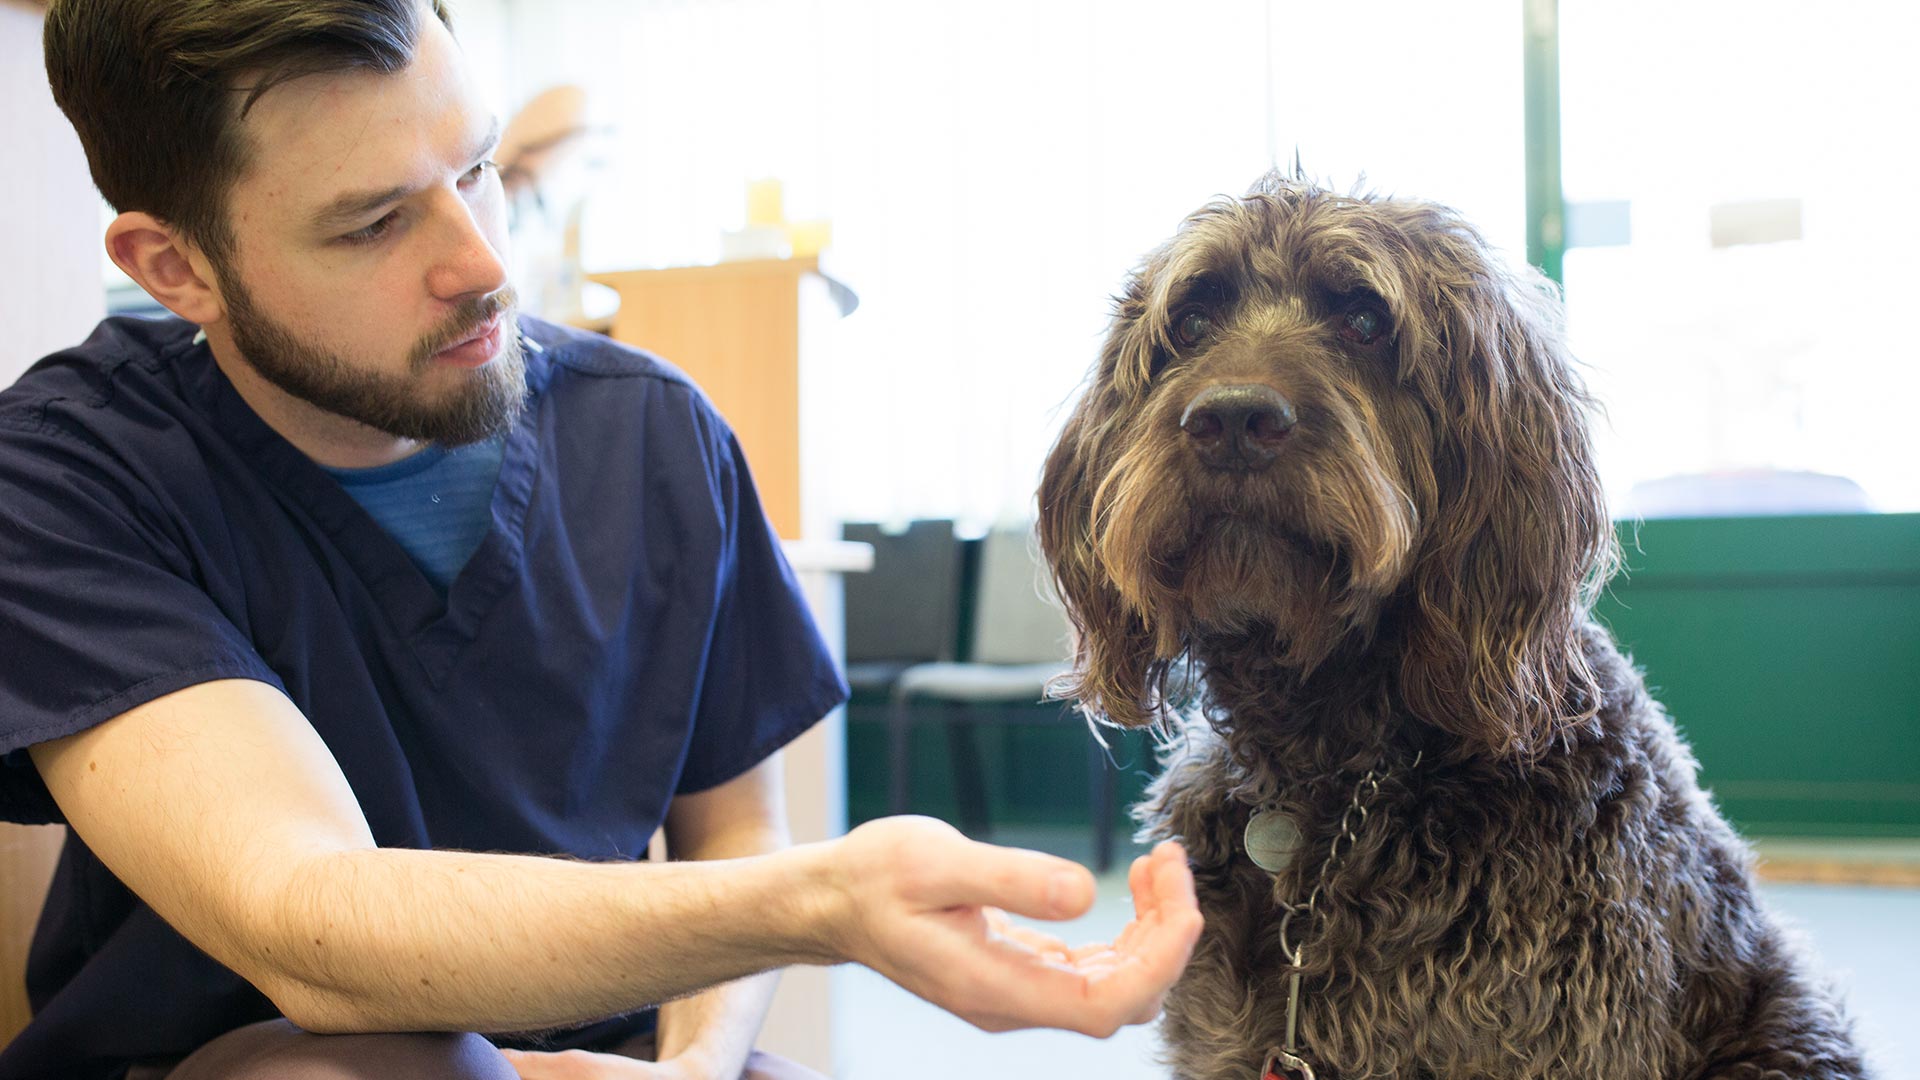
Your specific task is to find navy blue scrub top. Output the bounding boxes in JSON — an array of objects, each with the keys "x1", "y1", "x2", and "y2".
[{"x1": 0, "y1": 315, "x2": 847, "y2": 1077}]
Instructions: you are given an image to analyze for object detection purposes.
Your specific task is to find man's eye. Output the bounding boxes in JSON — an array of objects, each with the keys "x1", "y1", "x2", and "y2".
[
  {"x1": 1172, "y1": 307, "x2": 1214, "y2": 349},
  {"x1": 462, "y1": 160, "x2": 499, "y2": 185},
  {"x1": 339, "y1": 211, "x2": 399, "y2": 245}
]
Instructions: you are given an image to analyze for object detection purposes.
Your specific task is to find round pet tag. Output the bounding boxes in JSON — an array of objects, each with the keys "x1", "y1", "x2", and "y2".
[{"x1": 1243, "y1": 809, "x2": 1303, "y2": 873}]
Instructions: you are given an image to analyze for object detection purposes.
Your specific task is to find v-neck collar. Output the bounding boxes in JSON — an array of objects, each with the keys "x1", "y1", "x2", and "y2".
[{"x1": 179, "y1": 324, "x2": 554, "y2": 686}]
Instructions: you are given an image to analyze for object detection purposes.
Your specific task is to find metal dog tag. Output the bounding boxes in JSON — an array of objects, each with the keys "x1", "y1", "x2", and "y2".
[
  {"x1": 1261, "y1": 1047, "x2": 1315, "y2": 1080},
  {"x1": 1243, "y1": 809, "x2": 1303, "y2": 873}
]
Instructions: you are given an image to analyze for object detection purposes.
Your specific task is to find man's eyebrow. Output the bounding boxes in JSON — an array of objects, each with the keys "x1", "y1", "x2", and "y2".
[{"x1": 308, "y1": 116, "x2": 502, "y2": 233}]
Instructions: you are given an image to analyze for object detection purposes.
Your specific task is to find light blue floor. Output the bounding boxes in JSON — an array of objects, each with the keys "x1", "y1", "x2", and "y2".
[
  {"x1": 1765, "y1": 882, "x2": 1918, "y2": 1079},
  {"x1": 834, "y1": 829, "x2": 1920, "y2": 1080}
]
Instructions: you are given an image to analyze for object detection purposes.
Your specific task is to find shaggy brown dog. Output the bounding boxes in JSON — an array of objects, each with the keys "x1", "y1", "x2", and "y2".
[{"x1": 1037, "y1": 174, "x2": 1868, "y2": 1079}]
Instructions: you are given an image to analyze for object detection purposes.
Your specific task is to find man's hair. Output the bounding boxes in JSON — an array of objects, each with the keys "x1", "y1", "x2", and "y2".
[{"x1": 44, "y1": 0, "x2": 454, "y2": 264}]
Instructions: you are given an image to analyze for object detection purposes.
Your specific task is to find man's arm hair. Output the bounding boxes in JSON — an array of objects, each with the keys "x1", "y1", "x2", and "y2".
[
  {"x1": 31, "y1": 677, "x2": 1203, "y2": 1038},
  {"x1": 29, "y1": 679, "x2": 836, "y2": 1033}
]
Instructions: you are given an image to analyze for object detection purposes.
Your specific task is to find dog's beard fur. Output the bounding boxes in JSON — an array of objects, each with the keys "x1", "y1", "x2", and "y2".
[{"x1": 1090, "y1": 400, "x2": 1417, "y2": 669}]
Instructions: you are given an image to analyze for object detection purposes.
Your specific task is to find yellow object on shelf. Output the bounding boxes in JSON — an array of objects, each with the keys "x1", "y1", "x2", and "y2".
[
  {"x1": 747, "y1": 177, "x2": 785, "y2": 227},
  {"x1": 785, "y1": 219, "x2": 832, "y2": 258}
]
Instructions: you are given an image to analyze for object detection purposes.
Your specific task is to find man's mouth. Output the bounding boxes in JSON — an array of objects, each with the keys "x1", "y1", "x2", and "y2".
[{"x1": 431, "y1": 313, "x2": 506, "y2": 369}]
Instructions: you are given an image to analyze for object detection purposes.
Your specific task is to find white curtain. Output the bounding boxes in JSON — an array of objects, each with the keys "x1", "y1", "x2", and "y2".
[{"x1": 454, "y1": 0, "x2": 1526, "y2": 529}]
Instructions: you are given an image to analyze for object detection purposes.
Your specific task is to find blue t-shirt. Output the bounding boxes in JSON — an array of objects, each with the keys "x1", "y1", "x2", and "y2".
[
  {"x1": 0, "y1": 316, "x2": 847, "y2": 1076},
  {"x1": 323, "y1": 435, "x2": 508, "y2": 593}
]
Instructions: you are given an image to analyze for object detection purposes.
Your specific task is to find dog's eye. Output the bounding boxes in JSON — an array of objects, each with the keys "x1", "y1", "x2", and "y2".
[
  {"x1": 1339, "y1": 305, "x2": 1388, "y2": 346},
  {"x1": 1173, "y1": 308, "x2": 1214, "y2": 350}
]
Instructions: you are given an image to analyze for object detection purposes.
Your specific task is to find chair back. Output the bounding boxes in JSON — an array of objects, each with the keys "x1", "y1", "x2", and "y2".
[
  {"x1": 967, "y1": 526, "x2": 1071, "y2": 666},
  {"x1": 840, "y1": 520, "x2": 963, "y2": 664}
]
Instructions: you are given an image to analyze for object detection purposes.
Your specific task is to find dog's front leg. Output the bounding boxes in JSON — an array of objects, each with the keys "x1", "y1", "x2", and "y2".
[{"x1": 1686, "y1": 936, "x2": 1871, "y2": 1080}]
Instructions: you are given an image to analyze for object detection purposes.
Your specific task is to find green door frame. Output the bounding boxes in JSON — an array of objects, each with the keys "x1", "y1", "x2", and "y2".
[{"x1": 1523, "y1": 0, "x2": 1565, "y2": 285}]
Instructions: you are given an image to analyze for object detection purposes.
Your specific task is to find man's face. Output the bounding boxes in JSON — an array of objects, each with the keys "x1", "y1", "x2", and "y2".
[{"x1": 209, "y1": 14, "x2": 522, "y2": 446}]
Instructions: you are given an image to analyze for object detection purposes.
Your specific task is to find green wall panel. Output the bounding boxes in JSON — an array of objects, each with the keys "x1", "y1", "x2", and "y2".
[
  {"x1": 847, "y1": 515, "x2": 1920, "y2": 841},
  {"x1": 845, "y1": 699, "x2": 1156, "y2": 832},
  {"x1": 1595, "y1": 513, "x2": 1920, "y2": 837}
]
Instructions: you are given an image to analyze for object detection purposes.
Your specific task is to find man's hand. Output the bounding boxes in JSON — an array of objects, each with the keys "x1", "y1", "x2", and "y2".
[
  {"x1": 497, "y1": 1047, "x2": 701, "y2": 1080},
  {"x1": 823, "y1": 816, "x2": 1203, "y2": 1037}
]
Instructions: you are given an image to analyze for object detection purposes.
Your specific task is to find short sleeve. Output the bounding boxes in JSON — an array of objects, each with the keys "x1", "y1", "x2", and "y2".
[
  {"x1": 673, "y1": 429, "x2": 848, "y2": 795},
  {"x1": 0, "y1": 419, "x2": 282, "y2": 824}
]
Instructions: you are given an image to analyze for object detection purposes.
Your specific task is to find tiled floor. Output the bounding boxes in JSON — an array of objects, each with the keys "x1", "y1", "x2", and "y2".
[{"x1": 832, "y1": 829, "x2": 1920, "y2": 1079}]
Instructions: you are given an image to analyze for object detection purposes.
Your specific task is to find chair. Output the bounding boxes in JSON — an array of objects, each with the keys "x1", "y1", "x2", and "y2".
[
  {"x1": 839, "y1": 520, "x2": 965, "y2": 702},
  {"x1": 888, "y1": 526, "x2": 1117, "y2": 872}
]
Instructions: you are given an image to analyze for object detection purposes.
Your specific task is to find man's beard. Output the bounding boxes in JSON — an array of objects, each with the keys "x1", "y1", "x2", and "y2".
[{"x1": 221, "y1": 275, "x2": 527, "y2": 447}]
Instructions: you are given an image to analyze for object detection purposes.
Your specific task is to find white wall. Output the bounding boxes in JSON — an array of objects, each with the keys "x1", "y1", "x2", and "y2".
[
  {"x1": 1, "y1": 0, "x2": 107, "y2": 385},
  {"x1": 448, "y1": 0, "x2": 1531, "y2": 530}
]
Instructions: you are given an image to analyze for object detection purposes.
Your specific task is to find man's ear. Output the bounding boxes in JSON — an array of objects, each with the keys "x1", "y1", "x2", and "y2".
[{"x1": 104, "y1": 212, "x2": 226, "y2": 325}]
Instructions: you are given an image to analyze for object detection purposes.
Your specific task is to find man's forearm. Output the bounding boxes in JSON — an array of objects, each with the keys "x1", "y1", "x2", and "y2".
[
  {"x1": 34, "y1": 682, "x2": 1200, "y2": 1045},
  {"x1": 260, "y1": 844, "x2": 839, "y2": 1034}
]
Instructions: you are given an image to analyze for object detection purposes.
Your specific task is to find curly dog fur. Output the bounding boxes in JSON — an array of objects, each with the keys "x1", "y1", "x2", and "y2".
[{"x1": 1037, "y1": 174, "x2": 1868, "y2": 1079}]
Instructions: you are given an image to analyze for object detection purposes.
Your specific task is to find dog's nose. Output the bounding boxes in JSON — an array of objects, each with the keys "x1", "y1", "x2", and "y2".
[{"x1": 1180, "y1": 384, "x2": 1297, "y2": 470}]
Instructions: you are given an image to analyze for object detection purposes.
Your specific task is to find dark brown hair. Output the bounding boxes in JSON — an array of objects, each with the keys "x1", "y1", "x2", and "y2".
[{"x1": 44, "y1": 0, "x2": 453, "y2": 263}]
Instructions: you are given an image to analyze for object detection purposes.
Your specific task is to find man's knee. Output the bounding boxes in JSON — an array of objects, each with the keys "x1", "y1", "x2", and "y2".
[{"x1": 161, "y1": 1019, "x2": 519, "y2": 1080}]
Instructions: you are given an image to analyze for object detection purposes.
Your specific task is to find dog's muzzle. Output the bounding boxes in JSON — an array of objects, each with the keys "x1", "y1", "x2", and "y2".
[{"x1": 1180, "y1": 383, "x2": 1297, "y2": 471}]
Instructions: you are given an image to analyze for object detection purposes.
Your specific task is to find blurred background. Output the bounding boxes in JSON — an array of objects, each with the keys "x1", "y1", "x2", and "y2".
[
  {"x1": 420, "y1": 0, "x2": 1920, "y2": 525},
  {"x1": 3, "y1": 0, "x2": 1916, "y2": 1075}
]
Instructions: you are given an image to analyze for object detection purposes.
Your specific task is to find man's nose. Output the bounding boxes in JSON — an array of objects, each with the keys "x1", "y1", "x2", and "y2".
[
  {"x1": 425, "y1": 191, "x2": 508, "y2": 302},
  {"x1": 1180, "y1": 383, "x2": 1297, "y2": 471}
]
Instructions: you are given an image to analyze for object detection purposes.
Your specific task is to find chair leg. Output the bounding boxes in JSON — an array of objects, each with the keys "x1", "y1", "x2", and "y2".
[
  {"x1": 945, "y1": 706, "x2": 992, "y2": 839},
  {"x1": 1089, "y1": 735, "x2": 1115, "y2": 874},
  {"x1": 888, "y1": 690, "x2": 913, "y2": 816}
]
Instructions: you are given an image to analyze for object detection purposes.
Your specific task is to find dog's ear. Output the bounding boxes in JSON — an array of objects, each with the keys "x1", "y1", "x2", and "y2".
[
  {"x1": 1392, "y1": 214, "x2": 1618, "y2": 759},
  {"x1": 1038, "y1": 285, "x2": 1177, "y2": 729}
]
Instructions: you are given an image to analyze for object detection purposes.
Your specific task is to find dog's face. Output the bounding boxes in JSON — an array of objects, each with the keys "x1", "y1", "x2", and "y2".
[{"x1": 1039, "y1": 175, "x2": 1615, "y2": 757}]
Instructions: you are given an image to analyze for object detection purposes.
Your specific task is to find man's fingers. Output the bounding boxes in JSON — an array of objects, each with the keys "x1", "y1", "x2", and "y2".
[
  {"x1": 987, "y1": 910, "x2": 1076, "y2": 961},
  {"x1": 1070, "y1": 941, "x2": 1115, "y2": 962},
  {"x1": 950, "y1": 944, "x2": 1152, "y2": 1037},
  {"x1": 926, "y1": 837, "x2": 1096, "y2": 921},
  {"x1": 1138, "y1": 841, "x2": 1198, "y2": 921},
  {"x1": 867, "y1": 824, "x2": 1202, "y2": 1038},
  {"x1": 945, "y1": 876, "x2": 1203, "y2": 1036},
  {"x1": 1102, "y1": 840, "x2": 1203, "y2": 983}
]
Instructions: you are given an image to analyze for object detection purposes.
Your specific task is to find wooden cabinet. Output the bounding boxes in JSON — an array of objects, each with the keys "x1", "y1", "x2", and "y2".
[{"x1": 590, "y1": 257, "x2": 851, "y2": 540}]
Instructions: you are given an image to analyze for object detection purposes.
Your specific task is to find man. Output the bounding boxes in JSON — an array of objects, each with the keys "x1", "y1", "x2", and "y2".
[{"x1": 0, "y1": 1, "x2": 1202, "y2": 1077}]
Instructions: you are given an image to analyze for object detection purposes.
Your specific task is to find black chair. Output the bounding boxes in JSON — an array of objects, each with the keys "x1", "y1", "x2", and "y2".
[
  {"x1": 840, "y1": 520, "x2": 965, "y2": 703},
  {"x1": 887, "y1": 525, "x2": 1117, "y2": 872}
]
